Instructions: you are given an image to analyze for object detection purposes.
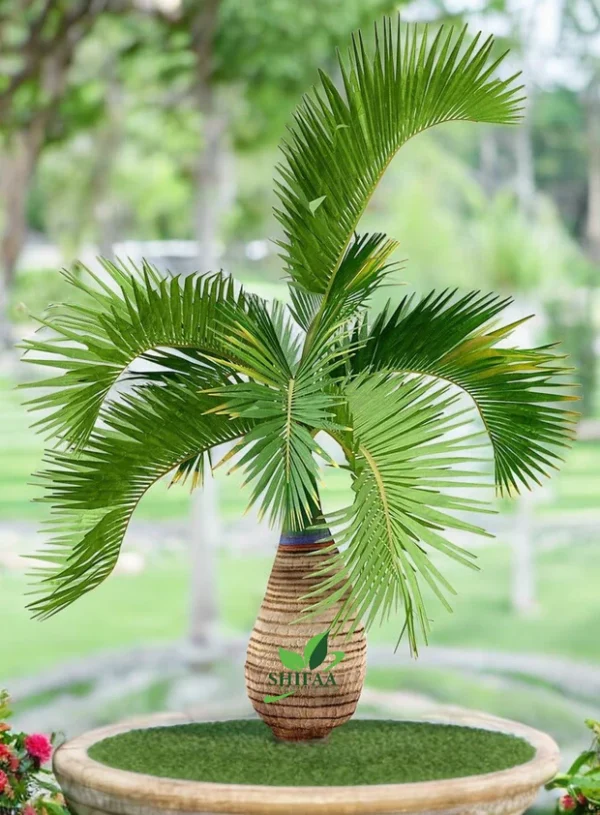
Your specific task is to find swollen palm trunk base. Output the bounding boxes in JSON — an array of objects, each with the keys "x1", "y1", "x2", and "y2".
[{"x1": 245, "y1": 533, "x2": 367, "y2": 741}]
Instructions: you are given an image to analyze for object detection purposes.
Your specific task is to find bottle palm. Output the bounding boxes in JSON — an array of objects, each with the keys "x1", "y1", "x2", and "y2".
[{"x1": 23, "y1": 19, "x2": 575, "y2": 736}]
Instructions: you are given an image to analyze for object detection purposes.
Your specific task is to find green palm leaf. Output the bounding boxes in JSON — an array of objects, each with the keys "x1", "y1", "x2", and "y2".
[
  {"x1": 203, "y1": 304, "x2": 344, "y2": 530},
  {"x1": 351, "y1": 290, "x2": 578, "y2": 495},
  {"x1": 28, "y1": 384, "x2": 253, "y2": 618},
  {"x1": 21, "y1": 260, "x2": 258, "y2": 449},
  {"x1": 303, "y1": 372, "x2": 490, "y2": 654},
  {"x1": 276, "y1": 19, "x2": 523, "y2": 302},
  {"x1": 21, "y1": 17, "x2": 575, "y2": 650}
]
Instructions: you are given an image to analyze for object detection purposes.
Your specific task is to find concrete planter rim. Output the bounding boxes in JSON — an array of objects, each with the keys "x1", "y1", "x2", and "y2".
[{"x1": 53, "y1": 710, "x2": 560, "y2": 815}]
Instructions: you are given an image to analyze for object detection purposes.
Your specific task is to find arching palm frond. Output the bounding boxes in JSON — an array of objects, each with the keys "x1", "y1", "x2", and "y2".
[
  {"x1": 203, "y1": 304, "x2": 345, "y2": 531},
  {"x1": 22, "y1": 18, "x2": 576, "y2": 650},
  {"x1": 28, "y1": 385, "x2": 253, "y2": 618},
  {"x1": 21, "y1": 260, "x2": 260, "y2": 449},
  {"x1": 276, "y1": 18, "x2": 523, "y2": 321},
  {"x1": 303, "y1": 372, "x2": 490, "y2": 654},
  {"x1": 351, "y1": 290, "x2": 578, "y2": 495}
]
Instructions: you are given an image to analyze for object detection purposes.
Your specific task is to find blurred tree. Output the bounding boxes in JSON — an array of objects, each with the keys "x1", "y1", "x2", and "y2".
[
  {"x1": 0, "y1": 0, "x2": 116, "y2": 346},
  {"x1": 364, "y1": 133, "x2": 580, "y2": 297},
  {"x1": 532, "y1": 87, "x2": 587, "y2": 236},
  {"x1": 546, "y1": 288, "x2": 596, "y2": 416},
  {"x1": 34, "y1": 12, "x2": 196, "y2": 258},
  {"x1": 147, "y1": 0, "x2": 406, "y2": 272},
  {"x1": 553, "y1": 0, "x2": 600, "y2": 416}
]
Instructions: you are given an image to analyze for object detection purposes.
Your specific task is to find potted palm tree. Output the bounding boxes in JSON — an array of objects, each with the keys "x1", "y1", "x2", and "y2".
[{"x1": 25, "y1": 17, "x2": 572, "y2": 814}]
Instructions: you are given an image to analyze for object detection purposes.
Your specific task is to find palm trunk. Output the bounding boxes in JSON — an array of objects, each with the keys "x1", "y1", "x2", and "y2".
[{"x1": 245, "y1": 521, "x2": 366, "y2": 741}]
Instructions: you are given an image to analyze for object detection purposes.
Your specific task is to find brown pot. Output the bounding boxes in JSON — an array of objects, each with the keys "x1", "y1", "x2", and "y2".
[{"x1": 244, "y1": 529, "x2": 367, "y2": 741}]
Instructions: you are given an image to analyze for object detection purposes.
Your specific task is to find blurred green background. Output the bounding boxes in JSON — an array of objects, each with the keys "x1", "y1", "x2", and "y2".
[{"x1": 1, "y1": 1, "x2": 599, "y2": 811}]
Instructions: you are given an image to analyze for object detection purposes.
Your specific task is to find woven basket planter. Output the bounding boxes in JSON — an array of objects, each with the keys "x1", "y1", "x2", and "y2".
[{"x1": 245, "y1": 533, "x2": 367, "y2": 741}]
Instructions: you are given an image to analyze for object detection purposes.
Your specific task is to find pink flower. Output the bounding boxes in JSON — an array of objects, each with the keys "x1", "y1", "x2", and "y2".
[
  {"x1": 561, "y1": 795, "x2": 576, "y2": 811},
  {"x1": 0, "y1": 769, "x2": 7, "y2": 792},
  {"x1": 577, "y1": 794, "x2": 587, "y2": 805},
  {"x1": 0, "y1": 724, "x2": 10, "y2": 732},
  {"x1": 24, "y1": 733, "x2": 52, "y2": 764},
  {"x1": 0, "y1": 743, "x2": 9, "y2": 762},
  {"x1": 23, "y1": 805, "x2": 37, "y2": 815}
]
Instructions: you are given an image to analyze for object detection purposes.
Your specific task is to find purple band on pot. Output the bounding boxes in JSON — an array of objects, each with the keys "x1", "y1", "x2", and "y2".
[{"x1": 279, "y1": 527, "x2": 331, "y2": 546}]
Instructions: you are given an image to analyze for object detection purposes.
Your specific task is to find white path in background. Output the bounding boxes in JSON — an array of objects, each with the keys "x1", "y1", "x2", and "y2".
[{"x1": 7, "y1": 638, "x2": 600, "y2": 705}]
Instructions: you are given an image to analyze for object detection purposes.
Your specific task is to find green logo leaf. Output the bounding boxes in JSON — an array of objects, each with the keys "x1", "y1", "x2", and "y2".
[
  {"x1": 304, "y1": 630, "x2": 329, "y2": 670},
  {"x1": 278, "y1": 648, "x2": 305, "y2": 671},
  {"x1": 324, "y1": 650, "x2": 344, "y2": 671},
  {"x1": 264, "y1": 691, "x2": 295, "y2": 704}
]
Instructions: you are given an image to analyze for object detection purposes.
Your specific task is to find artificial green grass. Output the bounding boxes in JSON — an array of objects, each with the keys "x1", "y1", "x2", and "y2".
[{"x1": 88, "y1": 719, "x2": 535, "y2": 786}]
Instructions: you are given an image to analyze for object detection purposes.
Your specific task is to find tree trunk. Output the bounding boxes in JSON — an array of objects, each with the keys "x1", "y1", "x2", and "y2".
[
  {"x1": 510, "y1": 494, "x2": 537, "y2": 616},
  {"x1": 187, "y1": 0, "x2": 231, "y2": 649},
  {"x1": 0, "y1": 15, "x2": 84, "y2": 347},
  {"x1": 479, "y1": 127, "x2": 498, "y2": 197},
  {"x1": 585, "y1": 75, "x2": 600, "y2": 264},
  {"x1": 0, "y1": 126, "x2": 45, "y2": 348},
  {"x1": 188, "y1": 465, "x2": 220, "y2": 648},
  {"x1": 92, "y1": 78, "x2": 123, "y2": 261},
  {"x1": 513, "y1": 107, "x2": 536, "y2": 215},
  {"x1": 194, "y1": 106, "x2": 232, "y2": 273},
  {"x1": 245, "y1": 524, "x2": 367, "y2": 741},
  {"x1": 0, "y1": 273, "x2": 12, "y2": 351}
]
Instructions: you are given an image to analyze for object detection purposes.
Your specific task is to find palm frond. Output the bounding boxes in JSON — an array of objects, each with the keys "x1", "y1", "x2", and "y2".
[
  {"x1": 351, "y1": 290, "x2": 578, "y2": 495},
  {"x1": 21, "y1": 13, "x2": 576, "y2": 646},
  {"x1": 289, "y1": 232, "x2": 399, "y2": 334},
  {"x1": 276, "y1": 19, "x2": 523, "y2": 300},
  {"x1": 21, "y1": 259, "x2": 259, "y2": 449},
  {"x1": 28, "y1": 384, "x2": 252, "y2": 618},
  {"x1": 304, "y1": 372, "x2": 490, "y2": 654},
  {"x1": 203, "y1": 304, "x2": 344, "y2": 530}
]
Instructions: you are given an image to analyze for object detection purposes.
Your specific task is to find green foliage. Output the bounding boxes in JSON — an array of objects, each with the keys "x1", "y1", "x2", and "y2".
[
  {"x1": 305, "y1": 373, "x2": 488, "y2": 648},
  {"x1": 275, "y1": 19, "x2": 523, "y2": 300},
  {"x1": 22, "y1": 260, "x2": 255, "y2": 448},
  {"x1": 545, "y1": 294, "x2": 596, "y2": 417},
  {"x1": 0, "y1": 689, "x2": 10, "y2": 720},
  {"x1": 532, "y1": 86, "x2": 588, "y2": 236},
  {"x1": 27, "y1": 385, "x2": 252, "y2": 619},
  {"x1": 0, "y1": 688, "x2": 68, "y2": 813},
  {"x1": 24, "y1": 19, "x2": 574, "y2": 652},
  {"x1": 351, "y1": 290, "x2": 577, "y2": 495},
  {"x1": 546, "y1": 720, "x2": 600, "y2": 809}
]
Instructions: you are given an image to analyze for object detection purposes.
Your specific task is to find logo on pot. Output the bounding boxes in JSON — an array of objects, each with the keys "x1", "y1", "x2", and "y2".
[{"x1": 263, "y1": 630, "x2": 344, "y2": 704}]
